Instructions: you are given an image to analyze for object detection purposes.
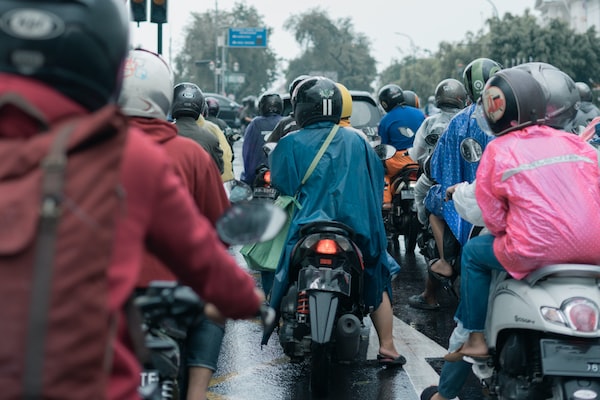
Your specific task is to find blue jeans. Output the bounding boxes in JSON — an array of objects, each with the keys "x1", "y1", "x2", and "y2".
[
  {"x1": 455, "y1": 234, "x2": 505, "y2": 331},
  {"x1": 438, "y1": 360, "x2": 473, "y2": 399},
  {"x1": 185, "y1": 318, "x2": 225, "y2": 371}
]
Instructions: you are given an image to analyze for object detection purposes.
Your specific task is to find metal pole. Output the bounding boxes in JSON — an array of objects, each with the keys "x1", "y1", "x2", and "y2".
[
  {"x1": 485, "y1": 0, "x2": 499, "y2": 19},
  {"x1": 157, "y1": 23, "x2": 163, "y2": 54}
]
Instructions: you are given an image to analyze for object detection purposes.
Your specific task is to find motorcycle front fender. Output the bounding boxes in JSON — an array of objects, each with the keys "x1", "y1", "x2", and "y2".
[{"x1": 308, "y1": 291, "x2": 339, "y2": 344}]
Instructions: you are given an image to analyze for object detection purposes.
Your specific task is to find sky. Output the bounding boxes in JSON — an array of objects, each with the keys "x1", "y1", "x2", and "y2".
[{"x1": 130, "y1": 0, "x2": 538, "y2": 76}]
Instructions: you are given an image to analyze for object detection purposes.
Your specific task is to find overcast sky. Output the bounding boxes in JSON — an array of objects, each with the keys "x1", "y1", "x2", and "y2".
[{"x1": 130, "y1": 0, "x2": 538, "y2": 73}]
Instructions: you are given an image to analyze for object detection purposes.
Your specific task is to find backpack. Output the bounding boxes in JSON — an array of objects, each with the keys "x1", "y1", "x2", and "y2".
[{"x1": 0, "y1": 102, "x2": 128, "y2": 399}]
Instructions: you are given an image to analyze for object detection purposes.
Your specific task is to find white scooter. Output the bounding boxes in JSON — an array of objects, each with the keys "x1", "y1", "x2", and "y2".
[{"x1": 472, "y1": 263, "x2": 600, "y2": 400}]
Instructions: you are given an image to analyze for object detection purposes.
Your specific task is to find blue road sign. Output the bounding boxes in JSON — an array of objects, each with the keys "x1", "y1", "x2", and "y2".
[{"x1": 228, "y1": 27, "x2": 267, "y2": 48}]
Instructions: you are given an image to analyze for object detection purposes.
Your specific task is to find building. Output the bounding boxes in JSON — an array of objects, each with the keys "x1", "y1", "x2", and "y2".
[{"x1": 535, "y1": 0, "x2": 600, "y2": 33}]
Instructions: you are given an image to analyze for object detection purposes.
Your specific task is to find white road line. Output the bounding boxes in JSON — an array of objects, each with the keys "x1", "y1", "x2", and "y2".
[{"x1": 365, "y1": 315, "x2": 447, "y2": 395}]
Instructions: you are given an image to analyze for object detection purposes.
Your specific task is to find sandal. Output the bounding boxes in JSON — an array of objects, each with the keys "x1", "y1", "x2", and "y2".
[
  {"x1": 377, "y1": 353, "x2": 407, "y2": 367},
  {"x1": 408, "y1": 294, "x2": 440, "y2": 311},
  {"x1": 420, "y1": 386, "x2": 439, "y2": 400},
  {"x1": 427, "y1": 259, "x2": 458, "y2": 297}
]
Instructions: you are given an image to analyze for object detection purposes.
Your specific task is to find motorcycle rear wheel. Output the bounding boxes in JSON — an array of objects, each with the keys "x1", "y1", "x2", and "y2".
[{"x1": 310, "y1": 343, "x2": 330, "y2": 397}]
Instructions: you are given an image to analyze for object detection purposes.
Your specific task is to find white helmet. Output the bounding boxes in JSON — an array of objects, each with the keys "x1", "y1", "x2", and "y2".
[{"x1": 118, "y1": 48, "x2": 173, "y2": 120}]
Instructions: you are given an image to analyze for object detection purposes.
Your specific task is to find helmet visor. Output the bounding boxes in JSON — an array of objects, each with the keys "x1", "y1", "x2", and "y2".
[{"x1": 473, "y1": 100, "x2": 495, "y2": 137}]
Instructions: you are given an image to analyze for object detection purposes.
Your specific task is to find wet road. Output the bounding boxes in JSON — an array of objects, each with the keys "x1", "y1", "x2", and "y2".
[{"x1": 207, "y1": 140, "x2": 483, "y2": 399}]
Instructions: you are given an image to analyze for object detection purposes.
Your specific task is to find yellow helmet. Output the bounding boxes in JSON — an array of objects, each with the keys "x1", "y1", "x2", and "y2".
[{"x1": 336, "y1": 83, "x2": 353, "y2": 119}]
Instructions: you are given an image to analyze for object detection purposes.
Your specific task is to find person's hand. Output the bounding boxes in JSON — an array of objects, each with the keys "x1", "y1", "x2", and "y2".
[
  {"x1": 445, "y1": 183, "x2": 461, "y2": 201},
  {"x1": 204, "y1": 303, "x2": 226, "y2": 326}
]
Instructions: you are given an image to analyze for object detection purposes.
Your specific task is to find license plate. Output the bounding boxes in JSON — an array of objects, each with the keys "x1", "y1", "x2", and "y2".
[
  {"x1": 253, "y1": 187, "x2": 278, "y2": 198},
  {"x1": 540, "y1": 339, "x2": 600, "y2": 377},
  {"x1": 401, "y1": 190, "x2": 415, "y2": 200}
]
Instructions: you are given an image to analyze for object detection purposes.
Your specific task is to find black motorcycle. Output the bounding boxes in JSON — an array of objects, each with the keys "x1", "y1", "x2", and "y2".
[{"x1": 278, "y1": 221, "x2": 366, "y2": 396}]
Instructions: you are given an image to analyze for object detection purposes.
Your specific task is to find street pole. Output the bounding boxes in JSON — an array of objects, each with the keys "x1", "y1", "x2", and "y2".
[{"x1": 157, "y1": 23, "x2": 163, "y2": 54}]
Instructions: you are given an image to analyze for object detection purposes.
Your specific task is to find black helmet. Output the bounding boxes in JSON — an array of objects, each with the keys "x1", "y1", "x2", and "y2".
[
  {"x1": 0, "y1": 0, "x2": 129, "y2": 111},
  {"x1": 403, "y1": 90, "x2": 420, "y2": 108},
  {"x1": 258, "y1": 92, "x2": 283, "y2": 116},
  {"x1": 242, "y1": 96, "x2": 257, "y2": 107},
  {"x1": 205, "y1": 96, "x2": 220, "y2": 117},
  {"x1": 292, "y1": 76, "x2": 342, "y2": 128},
  {"x1": 576, "y1": 81, "x2": 593, "y2": 102},
  {"x1": 378, "y1": 84, "x2": 405, "y2": 112},
  {"x1": 480, "y1": 68, "x2": 546, "y2": 136},
  {"x1": 434, "y1": 79, "x2": 468, "y2": 109},
  {"x1": 462, "y1": 58, "x2": 502, "y2": 102},
  {"x1": 171, "y1": 82, "x2": 205, "y2": 120},
  {"x1": 515, "y1": 62, "x2": 579, "y2": 130},
  {"x1": 288, "y1": 74, "x2": 311, "y2": 97}
]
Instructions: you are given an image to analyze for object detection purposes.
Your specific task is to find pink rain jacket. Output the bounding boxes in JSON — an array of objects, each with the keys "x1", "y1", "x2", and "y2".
[{"x1": 476, "y1": 125, "x2": 600, "y2": 279}]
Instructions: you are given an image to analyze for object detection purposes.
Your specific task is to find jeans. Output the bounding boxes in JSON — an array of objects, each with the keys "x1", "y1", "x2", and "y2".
[
  {"x1": 185, "y1": 318, "x2": 225, "y2": 371},
  {"x1": 455, "y1": 234, "x2": 504, "y2": 331},
  {"x1": 438, "y1": 360, "x2": 473, "y2": 399}
]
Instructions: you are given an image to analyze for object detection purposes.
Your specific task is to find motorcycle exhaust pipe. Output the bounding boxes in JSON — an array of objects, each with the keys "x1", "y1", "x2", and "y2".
[{"x1": 335, "y1": 313, "x2": 361, "y2": 361}]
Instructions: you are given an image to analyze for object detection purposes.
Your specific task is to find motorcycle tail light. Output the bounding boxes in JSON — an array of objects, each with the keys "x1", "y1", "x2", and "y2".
[
  {"x1": 263, "y1": 170, "x2": 271, "y2": 184},
  {"x1": 564, "y1": 298, "x2": 599, "y2": 332},
  {"x1": 315, "y1": 239, "x2": 338, "y2": 255}
]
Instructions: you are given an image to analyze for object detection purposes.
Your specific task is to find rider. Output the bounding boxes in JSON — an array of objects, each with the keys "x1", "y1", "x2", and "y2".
[
  {"x1": 336, "y1": 82, "x2": 369, "y2": 141},
  {"x1": 268, "y1": 76, "x2": 406, "y2": 366},
  {"x1": 407, "y1": 78, "x2": 468, "y2": 310},
  {"x1": 0, "y1": 1, "x2": 264, "y2": 399},
  {"x1": 206, "y1": 96, "x2": 241, "y2": 150},
  {"x1": 117, "y1": 48, "x2": 231, "y2": 400},
  {"x1": 377, "y1": 83, "x2": 425, "y2": 205},
  {"x1": 172, "y1": 83, "x2": 225, "y2": 174},
  {"x1": 402, "y1": 90, "x2": 421, "y2": 109},
  {"x1": 198, "y1": 100, "x2": 235, "y2": 182},
  {"x1": 445, "y1": 67, "x2": 600, "y2": 362},
  {"x1": 239, "y1": 95, "x2": 258, "y2": 133},
  {"x1": 241, "y1": 91, "x2": 283, "y2": 187}
]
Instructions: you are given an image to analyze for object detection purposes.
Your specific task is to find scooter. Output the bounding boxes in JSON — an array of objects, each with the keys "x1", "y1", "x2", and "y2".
[
  {"x1": 278, "y1": 220, "x2": 366, "y2": 397},
  {"x1": 472, "y1": 263, "x2": 600, "y2": 400}
]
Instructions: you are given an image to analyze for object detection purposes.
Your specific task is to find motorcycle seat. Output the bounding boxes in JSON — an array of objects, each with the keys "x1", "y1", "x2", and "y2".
[{"x1": 300, "y1": 221, "x2": 355, "y2": 239}]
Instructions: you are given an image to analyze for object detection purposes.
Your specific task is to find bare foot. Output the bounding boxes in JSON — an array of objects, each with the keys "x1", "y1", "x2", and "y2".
[
  {"x1": 430, "y1": 258, "x2": 453, "y2": 278},
  {"x1": 460, "y1": 333, "x2": 489, "y2": 357}
]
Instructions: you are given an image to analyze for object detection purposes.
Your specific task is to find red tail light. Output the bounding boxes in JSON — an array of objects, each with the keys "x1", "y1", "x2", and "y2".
[
  {"x1": 565, "y1": 299, "x2": 599, "y2": 332},
  {"x1": 263, "y1": 170, "x2": 271, "y2": 184},
  {"x1": 315, "y1": 239, "x2": 338, "y2": 255}
]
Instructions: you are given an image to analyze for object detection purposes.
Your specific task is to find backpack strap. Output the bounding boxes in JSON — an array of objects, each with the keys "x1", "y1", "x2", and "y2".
[{"x1": 23, "y1": 122, "x2": 77, "y2": 399}]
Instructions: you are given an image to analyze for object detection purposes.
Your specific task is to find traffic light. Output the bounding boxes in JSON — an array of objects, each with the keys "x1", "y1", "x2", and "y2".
[
  {"x1": 130, "y1": 0, "x2": 147, "y2": 22},
  {"x1": 150, "y1": 0, "x2": 168, "y2": 24}
]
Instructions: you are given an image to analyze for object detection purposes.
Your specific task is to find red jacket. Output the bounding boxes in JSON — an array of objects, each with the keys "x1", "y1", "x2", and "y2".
[
  {"x1": 0, "y1": 74, "x2": 261, "y2": 400},
  {"x1": 127, "y1": 117, "x2": 230, "y2": 286}
]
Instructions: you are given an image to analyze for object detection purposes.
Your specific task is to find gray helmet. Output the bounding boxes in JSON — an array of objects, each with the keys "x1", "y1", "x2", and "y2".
[
  {"x1": 434, "y1": 79, "x2": 468, "y2": 109},
  {"x1": 515, "y1": 62, "x2": 580, "y2": 130},
  {"x1": 480, "y1": 68, "x2": 546, "y2": 136},
  {"x1": 118, "y1": 49, "x2": 173, "y2": 121},
  {"x1": 0, "y1": 0, "x2": 130, "y2": 111},
  {"x1": 403, "y1": 90, "x2": 420, "y2": 108},
  {"x1": 576, "y1": 81, "x2": 594, "y2": 102}
]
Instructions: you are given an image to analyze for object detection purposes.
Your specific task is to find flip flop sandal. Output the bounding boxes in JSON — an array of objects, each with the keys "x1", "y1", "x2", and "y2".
[
  {"x1": 377, "y1": 353, "x2": 407, "y2": 367},
  {"x1": 420, "y1": 386, "x2": 439, "y2": 400}
]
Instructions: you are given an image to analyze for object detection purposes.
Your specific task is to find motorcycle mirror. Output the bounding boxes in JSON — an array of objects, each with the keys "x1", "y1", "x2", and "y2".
[
  {"x1": 223, "y1": 180, "x2": 253, "y2": 203},
  {"x1": 216, "y1": 200, "x2": 287, "y2": 245},
  {"x1": 373, "y1": 144, "x2": 397, "y2": 160}
]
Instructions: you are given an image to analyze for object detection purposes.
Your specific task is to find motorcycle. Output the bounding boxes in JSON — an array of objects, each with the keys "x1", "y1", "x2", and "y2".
[
  {"x1": 137, "y1": 183, "x2": 281, "y2": 399},
  {"x1": 470, "y1": 263, "x2": 600, "y2": 400},
  {"x1": 383, "y1": 162, "x2": 423, "y2": 255},
  {"x1": 278, "y1": 220, "x2": 366, "y2": 396}
]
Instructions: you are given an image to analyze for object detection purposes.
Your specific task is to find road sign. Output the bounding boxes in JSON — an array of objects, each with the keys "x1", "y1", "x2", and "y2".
[{"x1": 228, "y1": 27, "x2": 267, "y2": 48}]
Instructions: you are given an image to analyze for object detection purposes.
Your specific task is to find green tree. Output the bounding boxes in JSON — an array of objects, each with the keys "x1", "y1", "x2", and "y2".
[
  {"x1": 172, "y1": 3, "x2": 278, "y2": 99},
  {"x1": 284, "y1": 8, "x2": 377, "y2": 91}
]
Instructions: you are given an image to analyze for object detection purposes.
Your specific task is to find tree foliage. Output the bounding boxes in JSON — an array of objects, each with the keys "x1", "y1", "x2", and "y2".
[
  {"x1": 379, "y1": 10, "x2": 600, "y2": 102},
  {"x1": 172, "y1": 3, "x2": 278, "y2": 99},
  {"x1": 284, "y1": 8, "x2": 377, "y2": 92}
]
